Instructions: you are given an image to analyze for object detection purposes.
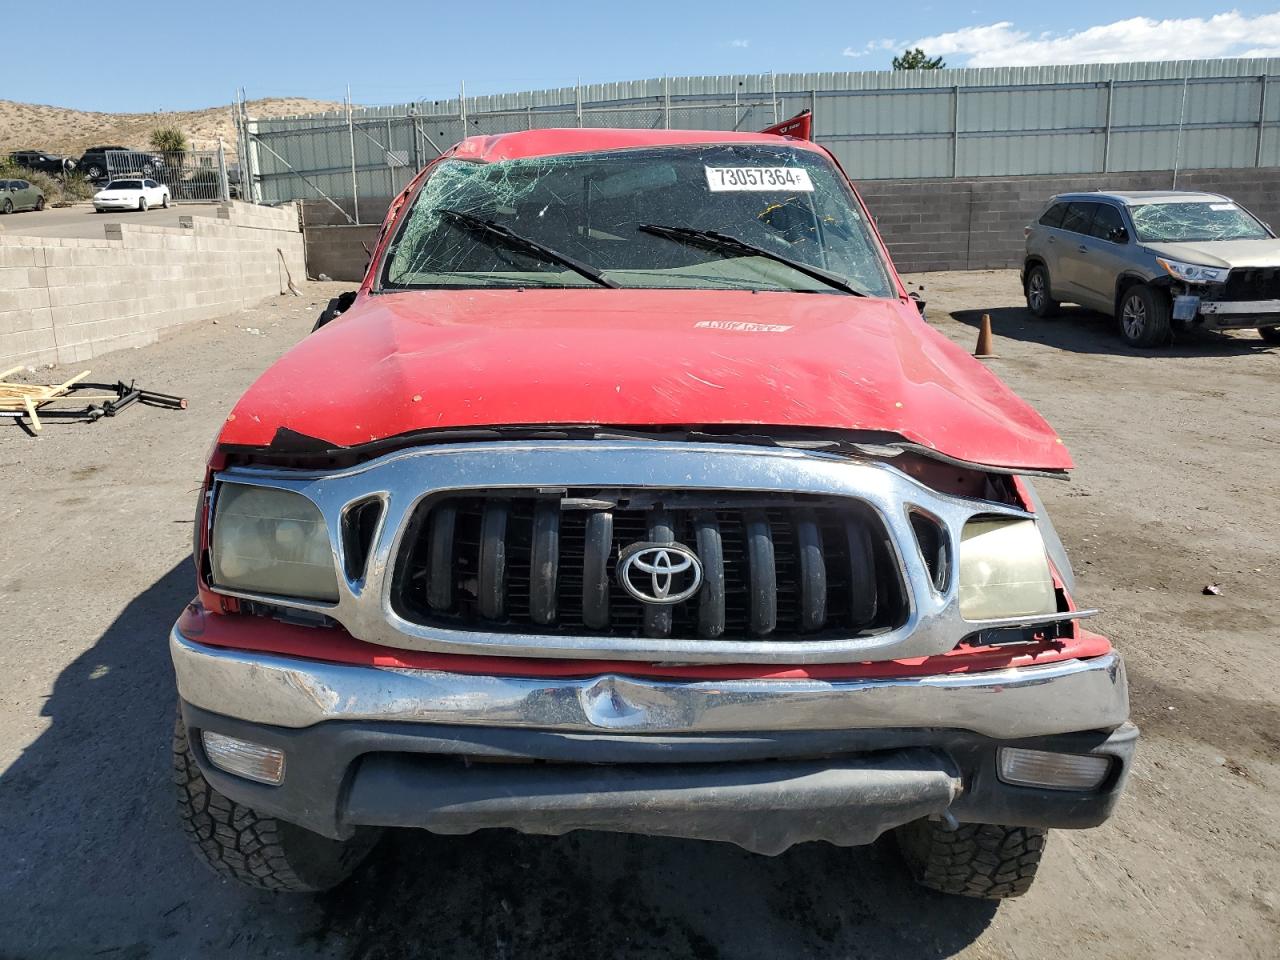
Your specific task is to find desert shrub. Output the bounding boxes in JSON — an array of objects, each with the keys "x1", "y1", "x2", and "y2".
[
  {"x1": 150, "y1": 126, "x2": 189, "y2": 156},
  {"x1": 59, "y1": 171, "x2": 95, "y2": 201}
]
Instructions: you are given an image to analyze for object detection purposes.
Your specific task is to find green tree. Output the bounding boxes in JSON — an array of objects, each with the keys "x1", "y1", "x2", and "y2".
[
  {"x1": 149, "y1": 125, "x2": 189, "y2": 160},
  {"x1": 892, "y1": 48, "x2": 946, "y2": 70}
]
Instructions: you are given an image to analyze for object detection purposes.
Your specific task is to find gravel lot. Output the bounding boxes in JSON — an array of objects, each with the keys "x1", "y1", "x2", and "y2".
[{"x1": 1, "y1": 271, "x2": 1276, "y2": 959}]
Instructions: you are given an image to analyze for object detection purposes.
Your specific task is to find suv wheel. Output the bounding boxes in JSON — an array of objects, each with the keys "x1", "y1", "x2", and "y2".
[
  {"x1": 1259, "y1": 326, "x2": 1280, "y2": 344},
  {"x1": 1025, "y1": 264, "x2": 1059, "y2": 317},
  {"x1": 1118, "y1": 284, "x2": 1171, "y2": 347},
  {"x1": 35, "y1": 196, "x2": 45, "y2": 211},
  {"x1": 173, "y1": 713, "x2": 380, "y2": 892},
  {"x1": 1, "y1": 199, "x2": 11, "y2": 215},
  {"x1": 895, "y1": 818, "x2": 1047, "y2": 899},
  {"x1": 87, "y1": 164, "x2": 103, "y2": 179}
]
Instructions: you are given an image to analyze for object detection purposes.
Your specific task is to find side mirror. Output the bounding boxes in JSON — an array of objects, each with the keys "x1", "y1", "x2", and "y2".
[
  {"x1": 909, "y1": 290, "x2": 927, "y2": 316},
  {"x1": 1109, "y1": 227, "x2": 1129, "y2": 244}
]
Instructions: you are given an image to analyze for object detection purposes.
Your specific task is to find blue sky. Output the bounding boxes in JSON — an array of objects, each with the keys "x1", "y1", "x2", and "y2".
[{"x1": 3, "y1": 2, "x2": 1279, "y2": 112}]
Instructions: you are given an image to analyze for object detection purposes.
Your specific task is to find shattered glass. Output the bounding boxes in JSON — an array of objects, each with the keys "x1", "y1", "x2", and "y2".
[
  {"x1": 382, "y1": 144, "x2": 895, "y2": 297},
  {"x1": 1129, "y1": 201, "x2": 1270, "y2": 243}
]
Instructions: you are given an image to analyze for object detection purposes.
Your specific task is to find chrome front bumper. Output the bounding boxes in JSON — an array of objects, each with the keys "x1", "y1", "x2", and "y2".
[{"x1": 170, "y1": 625, "x2": 1129, "y2": 739}]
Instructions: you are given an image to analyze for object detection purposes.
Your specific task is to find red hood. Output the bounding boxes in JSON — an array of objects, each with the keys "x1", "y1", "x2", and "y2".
[{"x1": 219, "y1": 289, "x2": 1071, "y2": 471}]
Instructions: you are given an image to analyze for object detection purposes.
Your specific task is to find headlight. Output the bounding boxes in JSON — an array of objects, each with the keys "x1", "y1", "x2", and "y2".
[
  {"x1": 958, "y1": 518, "x2": 1056, "y2": 620},
  {"x1": 1156, "y1": 257, "x2": 1227, "y2": 284},
  {"x1": 209, "y1": 483, "x2": 338, "y2": 601}
]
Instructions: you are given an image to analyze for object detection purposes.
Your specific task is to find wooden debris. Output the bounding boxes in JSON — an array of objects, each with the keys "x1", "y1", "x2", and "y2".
[{"x1": 0, "y1": 369, "x2": 92, "y2": 433}]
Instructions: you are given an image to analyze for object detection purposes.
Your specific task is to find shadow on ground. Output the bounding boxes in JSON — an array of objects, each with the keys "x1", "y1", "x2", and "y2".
[
  {"x1": 951, "y1": 306, "x2": 1278, "y2": 359},
  {"x1": 0, "y1": 562, "x2": 997, "y2": 959}
]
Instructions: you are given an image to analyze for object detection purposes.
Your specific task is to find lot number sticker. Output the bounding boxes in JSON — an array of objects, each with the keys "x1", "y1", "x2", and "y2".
[{"x1": 705, "y1": 167, "x2": 814, "y2": 192}]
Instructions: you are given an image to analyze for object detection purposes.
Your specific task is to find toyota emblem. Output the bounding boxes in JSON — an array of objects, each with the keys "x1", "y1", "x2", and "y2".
[{"x1": 617, "y1": 542, "x2": 704, "y2": 605}]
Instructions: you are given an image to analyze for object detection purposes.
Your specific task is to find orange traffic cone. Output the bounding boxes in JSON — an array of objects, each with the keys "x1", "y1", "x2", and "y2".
[{"x1": 974, "y1": 313, "x2": 998, "y2": 358}]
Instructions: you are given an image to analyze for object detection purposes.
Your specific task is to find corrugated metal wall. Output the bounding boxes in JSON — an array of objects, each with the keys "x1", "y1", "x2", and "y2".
[{"x1": 247, "y1": 58, "x2": 1280, "y2": 211}]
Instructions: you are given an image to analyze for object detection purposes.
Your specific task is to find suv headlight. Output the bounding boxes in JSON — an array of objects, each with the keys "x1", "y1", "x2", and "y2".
[
  {"x1": 958, "y1": 518, "x2": 1056, "y2": 620},
  {"x1": 1156, "y1": 257, "x2": 1227, "y2": 284},
  {"x1": 209, "y1": 483, "x2": 338, "y2": 601}
]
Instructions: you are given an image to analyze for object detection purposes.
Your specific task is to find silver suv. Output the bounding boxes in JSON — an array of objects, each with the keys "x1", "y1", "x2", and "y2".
[{"x1": 1023, "y1": 190, "x2": 1280, "y2": 347}]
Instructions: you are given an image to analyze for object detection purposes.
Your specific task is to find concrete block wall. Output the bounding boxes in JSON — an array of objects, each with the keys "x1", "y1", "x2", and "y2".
[
  {"x1": 0, "y1": 202, "x2": 304, "y2": 367},
  {"x1": 304, "y1": 225, "x2": 381, "y2": 282},
  {"x1": 860, "y1": 166, "x2": 1280, "y2": 273}
]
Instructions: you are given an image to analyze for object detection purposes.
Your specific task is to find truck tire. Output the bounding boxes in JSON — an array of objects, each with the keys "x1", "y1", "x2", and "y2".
[
  {"x1": 1259, "y1": 326, "x2": 1280, "y2": 344},
  {"x1": 1024, "y1": 264, "x2": 1059, "y2": 318},
  {"x1": 1118, "y1": 284, "x2": 1170, "y2": 347},
  {"x1": 173, "y1": 714, "x2": 379, "y2": 892},
  {"x1": 894, "y1": 819, "x2": 1047, "y2": 899}
]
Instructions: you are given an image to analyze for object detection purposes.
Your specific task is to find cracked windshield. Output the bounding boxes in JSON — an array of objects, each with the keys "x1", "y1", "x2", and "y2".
[
  {"x1": 382, "y1": 144, "x2": 894, "y2": 296},
  {"x1": 1129, "y1": 200, "x2": 1271, "y2": 243}
]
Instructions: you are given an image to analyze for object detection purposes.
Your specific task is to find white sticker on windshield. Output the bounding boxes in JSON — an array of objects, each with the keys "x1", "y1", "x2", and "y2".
[
  {"x1": 1210, "y1": 203, "x2": 1237, "y2": 211},
  {"x1": 704, "y1": 167, "x2": 814, "y2": 192}
]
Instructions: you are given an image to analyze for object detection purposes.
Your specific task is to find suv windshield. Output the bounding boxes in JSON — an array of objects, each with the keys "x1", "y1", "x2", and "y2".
[
  {"x1": 381, "y1": 144, "x2": 895, "y2": 296},
  {"x1": 105, "y1": 180, "x2": 143, "y2": 190},
  {"x1": 1129, "y1": 201, "x2": 1270, "y2": 243}
]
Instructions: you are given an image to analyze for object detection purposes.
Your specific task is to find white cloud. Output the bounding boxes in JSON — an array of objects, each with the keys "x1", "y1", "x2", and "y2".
[
  {"x1": 909, "y1": 12, "x2": 1280, "y2": 66},
  {"x1": 728, "y1": 38, "x2": 750, "y2": 49},
  {"x1": 842, "y1": 38, "x2": 898, "y2": 58}
]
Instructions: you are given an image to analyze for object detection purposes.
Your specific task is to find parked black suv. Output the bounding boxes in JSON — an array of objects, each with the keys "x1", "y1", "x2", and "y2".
[
  {"x1": 77, "y1": 146, "x2": 164, "y2": 181},
  {"x1": 8, "y1": 150, "x2": 75, "y2": 175}
]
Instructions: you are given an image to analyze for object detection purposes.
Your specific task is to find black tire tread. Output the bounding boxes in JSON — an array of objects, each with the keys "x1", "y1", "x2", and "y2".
[
  {"x1": 1258, "y1": 326, "x2": 1280, "y2": 344},
  {"x1": 173, "y1": 716, "x2": 376, "y2": 892},
  {"x1": 1119, "y1": 284, "x2": 1171, "y2": 347},
  {"x1": 896, "y1": 819, "x2": 1047, "y2": 899},
  {"x1": 1025, "y1": 263, "x2": 1059, "y2": 318}
]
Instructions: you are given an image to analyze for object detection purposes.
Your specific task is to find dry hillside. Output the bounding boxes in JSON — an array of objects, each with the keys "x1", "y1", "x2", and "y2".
[{"x1": 0, "y1": 97, "x2": 345, "y2": 158}]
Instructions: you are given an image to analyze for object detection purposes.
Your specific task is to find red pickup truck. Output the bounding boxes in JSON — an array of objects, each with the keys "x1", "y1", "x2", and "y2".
[{"x1": 171, "y1": 123, "x2": 1134, "y2": 897}]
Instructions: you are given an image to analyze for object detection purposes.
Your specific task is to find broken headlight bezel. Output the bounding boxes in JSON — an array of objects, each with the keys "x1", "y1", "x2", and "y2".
[
  {"x1": 957, "y1": 518, "x2": 1057, "y2": 621},
  {"x1": 1156, "y1": 257, "x2": 1227, "y2": 284},
  {"x1": 209, "y1": 482, "x2": 339, "y2": 602}
]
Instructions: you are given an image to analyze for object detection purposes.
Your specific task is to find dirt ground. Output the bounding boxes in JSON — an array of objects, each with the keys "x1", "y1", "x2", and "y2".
[{"x1": 0, "y1": 271, "x2": 1276, "y2": 959}]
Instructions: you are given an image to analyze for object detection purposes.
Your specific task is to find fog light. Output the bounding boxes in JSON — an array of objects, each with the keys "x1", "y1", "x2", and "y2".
[
  {"x1": 202, "y1": 731, "x2": 285, "y2": 785},
  {"x1": 997, "y1": 748, "x2": 1109, "y2": 791}
]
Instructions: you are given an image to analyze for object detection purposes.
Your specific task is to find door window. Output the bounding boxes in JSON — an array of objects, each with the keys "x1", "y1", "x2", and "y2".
[
  {"x1": 1089, "y1": 204, "x2": 1128, "y2": 243},
  {"x1": 1038, "y1": 202, "x2": 1068, "y2": 228},
  {"x1": 14, "y1": 180, "x2": 29, "y2": 190},
  {"x1": 1060, "y1": 202, "x2": 1096, "y2": 235}
]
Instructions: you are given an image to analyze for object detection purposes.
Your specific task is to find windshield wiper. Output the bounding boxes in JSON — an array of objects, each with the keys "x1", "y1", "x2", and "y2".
[
  {"x1": 638, "y1": 223, "x2": 866, "y2": 296},
  {"x1": 437, "y1": 208, "x2": 618, "y2": 289}
]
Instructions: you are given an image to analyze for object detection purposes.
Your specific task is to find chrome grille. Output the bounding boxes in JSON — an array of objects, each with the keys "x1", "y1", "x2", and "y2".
[
  {"x1": 206, "y1": 440, "x2": 1090, "y2": 664},
  {"x1": 393, "y1": 491, "x2": 906, "y2": 640}
]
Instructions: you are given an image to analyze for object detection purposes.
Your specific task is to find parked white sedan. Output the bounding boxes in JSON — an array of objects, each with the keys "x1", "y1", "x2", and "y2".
[{"x1": 93, "y1": 178, "x2": 170, "y2": 212}]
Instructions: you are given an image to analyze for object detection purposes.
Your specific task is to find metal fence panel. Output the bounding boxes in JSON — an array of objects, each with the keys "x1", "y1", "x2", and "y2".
[
  {"x1": 241, "y1": 58, "x2": 1280, "y2": 216},
  {"x1": 106, "y1": 148, "x2": 230, "y2": 202}
]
